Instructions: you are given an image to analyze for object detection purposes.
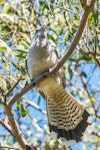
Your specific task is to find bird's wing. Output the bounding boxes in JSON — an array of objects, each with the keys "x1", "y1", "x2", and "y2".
[{"x1": 38, "y1": 49, "x2": 66, "y2": 99}]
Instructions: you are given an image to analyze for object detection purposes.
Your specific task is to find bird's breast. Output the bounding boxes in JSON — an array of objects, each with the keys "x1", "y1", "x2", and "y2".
[{"x1": 27, "y1": 46, "x2": 58, "y2": 80}]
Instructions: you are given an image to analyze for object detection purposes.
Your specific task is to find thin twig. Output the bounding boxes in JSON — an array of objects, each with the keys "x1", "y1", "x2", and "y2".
[
  {"x1": 80, "y1": 74, "x2": 100, "y2": 119},
  {"x1": 49, "y1": 2, "x2": 78, "y2": 15},
  {"x1": 92, "y1": 132, "x2": 100, "y2": 137},
  {"x1": 5, "y1": 76, "x2": 22, "y2": 99},
  {"x1": 0, "y1": 118, "x2": 12, "y2": 134},
  {"x1": 23, "y1": 99, "x2": 47, "y2": 115},
  {"x1": 0, "y1": 146, "x2": 21, "y2": 150}
]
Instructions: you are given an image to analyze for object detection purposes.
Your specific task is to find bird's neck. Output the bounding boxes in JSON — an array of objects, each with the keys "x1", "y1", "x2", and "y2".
[{"x1": 35, "y1": 37, "x2": 48, "y2": 48}]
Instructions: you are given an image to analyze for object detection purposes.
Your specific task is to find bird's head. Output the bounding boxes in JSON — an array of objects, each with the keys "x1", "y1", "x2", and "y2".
[
  {"x1": 35, "y1": 26, "x2": 47, "y2": 40},
  {"x1": 30, "y1": 25, "x2": 48, "y2": 49}
]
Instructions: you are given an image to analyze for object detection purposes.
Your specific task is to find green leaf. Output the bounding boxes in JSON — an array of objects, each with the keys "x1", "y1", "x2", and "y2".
[
  {"x1": 68, "y1": 66, "x2": 73, "y2": 80},
  {"x1": 12, "y1": 62, "x2": 26, "y2": 73},
  {"x1": 0, "y1": 78, "x2": 7, "y2": 91},
  {"x1": 0, "y1": 39, "x2": 11, "y2": 52},
  {"x1": 0, "y1": 103, "x2": 4, "y2": 107},
  {"x1": 51, "y1": 0, "x2": 55, "y2": 4},
  {"x1": 37, "y1": 96, "x2": 41, "y2": 105},
  {"x1": 16, "y1": 100, "x2": 21, "y2": 108},
  {"x1": 80, "y1": 0, "x2": 83, "y2": 6},
  {"x1": 21, "y1": 41, "x2": 30, "y2": 48},
  {"x1": 0, "y1": 46, "x2": 7, "y2": 51},
  {"x1": 16, "y1": 45, "x2": 28, "y2": 53},
  {"x1": 20, "y1": 104, "x2": 28, "y2": 117},
  {"x1": 82, "y1": 71, "x2": 87, "y2": 78}
]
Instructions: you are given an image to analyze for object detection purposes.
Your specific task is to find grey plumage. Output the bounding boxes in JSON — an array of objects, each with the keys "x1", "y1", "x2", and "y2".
[{"x1": 26, "y1": 26, "x2": 93, "y2": 146}]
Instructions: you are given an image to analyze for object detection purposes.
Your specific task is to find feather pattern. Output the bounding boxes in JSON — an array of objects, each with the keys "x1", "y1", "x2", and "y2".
[{"x1": 26, "y1": 26, "x2": 93, "y2": 146}]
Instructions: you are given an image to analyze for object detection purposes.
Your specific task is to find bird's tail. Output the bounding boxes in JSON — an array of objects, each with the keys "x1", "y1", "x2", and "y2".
[{"x1": 46, "y1": 89, "x2": 93, "y2": 146}]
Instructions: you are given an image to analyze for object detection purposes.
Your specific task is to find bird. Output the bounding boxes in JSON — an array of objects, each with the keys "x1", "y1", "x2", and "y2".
[{"x1": 26, "y1": 25, "x2": 93, "y2": 146}]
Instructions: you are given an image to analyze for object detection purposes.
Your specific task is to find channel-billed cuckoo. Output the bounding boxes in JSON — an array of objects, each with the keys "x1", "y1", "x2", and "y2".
[{"x1": 26, "y1": 26, "x2": 92, "y2": 146}]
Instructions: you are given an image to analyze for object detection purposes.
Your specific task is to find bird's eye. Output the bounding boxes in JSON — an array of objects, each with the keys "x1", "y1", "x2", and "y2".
[{"x1": 36, "y1": 28, "x2": 40, "y2": 33}]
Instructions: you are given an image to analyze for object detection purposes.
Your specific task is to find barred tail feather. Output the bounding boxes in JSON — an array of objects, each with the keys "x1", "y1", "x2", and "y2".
[{"x1": 46, "y1": 89, "x2": 93, "y2": 146}]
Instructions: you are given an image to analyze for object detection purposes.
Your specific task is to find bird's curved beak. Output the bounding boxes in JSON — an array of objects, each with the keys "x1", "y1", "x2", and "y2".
[{"x1": 39, "y1": 25, "x2": 47, "y2": 38}]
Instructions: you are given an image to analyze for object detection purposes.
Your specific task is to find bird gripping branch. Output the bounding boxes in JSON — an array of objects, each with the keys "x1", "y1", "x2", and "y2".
[{"x1": 26, "y1": 26, "x2": 93, "y2": 146}]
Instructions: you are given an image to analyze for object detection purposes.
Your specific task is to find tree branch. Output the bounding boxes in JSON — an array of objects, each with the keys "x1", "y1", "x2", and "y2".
[
  {"x1": 23, "y1": 99, "x2": 47, "y2": 115},
  {"x1": 5, "y1": 104, "x2": 29, "y2": 150},
  {"x1": 0, "y1": 118, "x2": 12, "y2": 134}
]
